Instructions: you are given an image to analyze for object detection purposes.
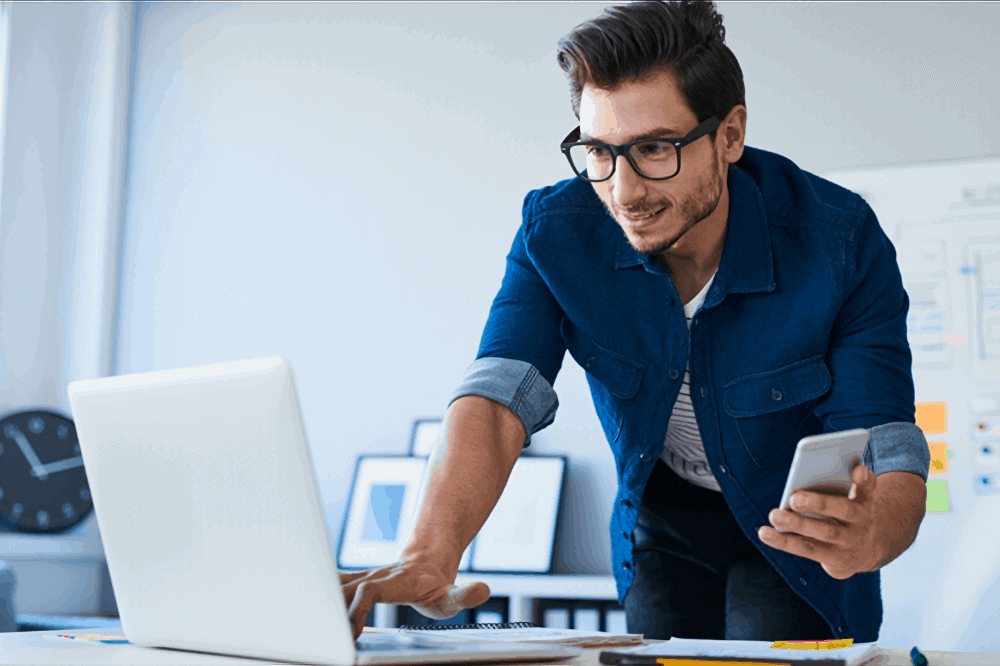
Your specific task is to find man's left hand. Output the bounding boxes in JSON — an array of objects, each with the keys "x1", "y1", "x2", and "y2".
[{"x1": 758, "y1": 465, "x2": 926, "y2": 580}]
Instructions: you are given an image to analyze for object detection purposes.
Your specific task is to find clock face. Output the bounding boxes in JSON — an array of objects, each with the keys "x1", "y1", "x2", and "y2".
[{"x1": 0, "y1": 410, "x2": 93, "y2": 533}]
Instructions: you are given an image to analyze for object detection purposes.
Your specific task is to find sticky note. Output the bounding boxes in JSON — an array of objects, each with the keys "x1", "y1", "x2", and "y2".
[
  {"x1": 916, "y1": 402, "x2": 947, "y2": 433},
  {"x1": 656, "y1": 662, "x2": 789, "y2": 666},
  {"x1": 771, "y1": 639, "x2": 854, "y2": 650},
  {"x1": 926, "y1": 479, "x2": 950, "y2": 512},
  {"x1": 928, "y1": 442, "x2": 948, "y2": 474},
  {"x1": 57, "y1": 634, "x2": 129, "y2": 644}
]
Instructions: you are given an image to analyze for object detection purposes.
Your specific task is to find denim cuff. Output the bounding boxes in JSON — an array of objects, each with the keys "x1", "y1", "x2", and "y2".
[
  {"x1": 863, "y1": 422, "x2": 931, "y2": 482},
  {"x1": 448, "y1": 357, "x2": 559, "y2": 447}
]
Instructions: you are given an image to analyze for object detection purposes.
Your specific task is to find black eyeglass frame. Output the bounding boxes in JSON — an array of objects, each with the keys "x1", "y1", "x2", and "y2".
[{"x1": 560, "y1": 116, "x2": 722, "y2": 182}]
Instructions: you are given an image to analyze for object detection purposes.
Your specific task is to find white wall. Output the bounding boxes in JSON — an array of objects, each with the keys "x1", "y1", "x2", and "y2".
[
  {"x1": 0, "y1": 1, "x2": 130, "y2": 614},
  {"x1": 114, "y1": 2, "x2": 1000, "y2": 580}
]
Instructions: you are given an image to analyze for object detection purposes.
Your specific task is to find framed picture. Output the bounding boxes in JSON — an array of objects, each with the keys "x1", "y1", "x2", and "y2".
[
  {"x1": 338, "y1": 456, "x2": 472, "y2": 571},
  {"x1": 470, "y1": 456, "x2": 566, "y2": 573},
  {"x1": 409, "y1": 419, "x2": 442, "y2": 456}
]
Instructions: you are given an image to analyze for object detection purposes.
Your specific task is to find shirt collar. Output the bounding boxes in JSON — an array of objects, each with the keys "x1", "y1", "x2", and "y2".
[{"x1": 614, "y1": 162, "x2": 776, "y2": 303}]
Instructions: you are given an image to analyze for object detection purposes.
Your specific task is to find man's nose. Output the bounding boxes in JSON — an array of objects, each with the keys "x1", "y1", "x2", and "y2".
[{"x1": 611, "y1": 154, "x2": 648, "y2": 209}]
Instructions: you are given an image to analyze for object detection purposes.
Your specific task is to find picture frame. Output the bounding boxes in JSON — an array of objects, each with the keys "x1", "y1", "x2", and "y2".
[
  {"x1": 409, "y1": 418, "x2": 442, "y2": 457},
  {"x1": 470, "y1": 456, "x2": 566, "y2": 573},
  {"x1": 338, "y1": 455, "x2": 472, "y2": 571}
]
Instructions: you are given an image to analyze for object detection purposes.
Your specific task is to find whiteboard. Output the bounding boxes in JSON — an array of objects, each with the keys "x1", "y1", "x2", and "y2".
[{"x1": 823, "y1": 154, "x2": 1000, "y2": 652}]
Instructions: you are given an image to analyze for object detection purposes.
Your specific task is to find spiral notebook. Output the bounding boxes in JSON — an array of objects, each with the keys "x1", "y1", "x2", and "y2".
[{"x1": 366, "y1": 621, "x2": 644, "y2": 647}]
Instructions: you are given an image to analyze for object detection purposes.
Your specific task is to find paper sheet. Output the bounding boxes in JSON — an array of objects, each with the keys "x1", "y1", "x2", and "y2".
[{"x1": 622, "y1": 638, "x2": 878, "y2": 665}]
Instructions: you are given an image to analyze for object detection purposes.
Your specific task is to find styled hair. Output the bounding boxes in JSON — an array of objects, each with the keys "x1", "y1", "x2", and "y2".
[{"x1": 556, "y1": 0, "x2": 745, "y2": 138}]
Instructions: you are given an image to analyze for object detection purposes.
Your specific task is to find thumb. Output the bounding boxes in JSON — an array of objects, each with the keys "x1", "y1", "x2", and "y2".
[
  {"x1": 849, "y1": 464, "x2": 876, "y2": 501},
  {"x1": 422, "y1": 582, "x2": 492, "y2": 619},
  {"x1": 455, "y1": 581, "x2": 491, "y2": 609}
]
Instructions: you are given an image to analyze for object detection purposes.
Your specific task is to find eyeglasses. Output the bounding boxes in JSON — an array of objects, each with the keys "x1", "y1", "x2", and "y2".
[{"x1": 560, "y1": 116, "x2": 721, "y2": 182}]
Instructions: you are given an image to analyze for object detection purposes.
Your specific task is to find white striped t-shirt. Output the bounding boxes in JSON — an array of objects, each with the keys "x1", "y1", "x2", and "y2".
[{"x1": 659, "y1": 271, "x2": 721, "y2": 492}]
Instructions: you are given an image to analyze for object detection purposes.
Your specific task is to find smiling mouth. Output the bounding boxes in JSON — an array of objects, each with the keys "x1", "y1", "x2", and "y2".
[{"x1": 621, "y1": 206, "x2": 667, "y2": 224}]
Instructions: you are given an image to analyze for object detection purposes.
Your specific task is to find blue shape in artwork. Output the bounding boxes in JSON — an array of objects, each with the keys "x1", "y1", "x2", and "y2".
[{"x1": 362, "y1": 484, "x2": 406, "y2": 541}]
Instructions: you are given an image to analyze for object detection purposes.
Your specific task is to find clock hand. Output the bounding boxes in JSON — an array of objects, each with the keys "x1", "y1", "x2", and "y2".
[
  {"x1": 3, "y1": 424, "x2": 49, "y2": 481},
  {"x1": 37, "y1": 455, "x2": 84, "y2": 475}
]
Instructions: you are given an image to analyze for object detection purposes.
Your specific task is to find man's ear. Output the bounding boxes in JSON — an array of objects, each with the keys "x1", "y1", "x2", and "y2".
[{"x1": 720, "y1": 104, "x2": 747, "y2": 164}]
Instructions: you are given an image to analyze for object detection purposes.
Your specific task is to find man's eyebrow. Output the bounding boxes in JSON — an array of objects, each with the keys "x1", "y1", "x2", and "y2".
[{"x1": 580, "y1": 127, "x2": 684, "y2": 143}]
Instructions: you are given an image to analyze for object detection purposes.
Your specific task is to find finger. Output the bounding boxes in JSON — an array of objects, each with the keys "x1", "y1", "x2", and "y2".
[
  {"x1": 758, "y1": 525, "x2": 831, "y2": 563},
  {"x1": 341, "y1": 567, "x2": 393, "y2": 608},
  {"x1": 339, "y1": 570, "x2": 370, "y2": 585},
  {"x1": 790, "y1": 491, "x2": 861, "y2": 524},
  {"x1": 347, "y1": 581, "x2": 383, "y2": 640},
  {"x1": 768, "y1": 509, "x2": 846, "y2": 546}
]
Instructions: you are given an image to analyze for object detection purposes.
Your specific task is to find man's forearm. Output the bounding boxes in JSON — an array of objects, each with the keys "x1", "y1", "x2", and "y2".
[
  {"x1": 401, "y1": 395, "x2": 526, "y2": 576},
  {"x1": 869, "y1": 471, "x2": 927, "y2": 571}
]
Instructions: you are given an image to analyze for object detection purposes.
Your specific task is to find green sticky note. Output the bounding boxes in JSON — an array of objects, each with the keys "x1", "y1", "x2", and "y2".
[{"x1": 926, "y1": 479, "x2": 950, "y2": 512}]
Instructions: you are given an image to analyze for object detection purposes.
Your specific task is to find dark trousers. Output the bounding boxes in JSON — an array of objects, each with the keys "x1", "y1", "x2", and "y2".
[{"x1": 624, "y1": 460, "x2": 834, "y2": 641}]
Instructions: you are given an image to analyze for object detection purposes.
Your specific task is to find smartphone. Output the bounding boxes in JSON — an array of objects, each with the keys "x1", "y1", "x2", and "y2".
[{"x1": 776, "y1": 428, "x2": 870, "y2": 528}]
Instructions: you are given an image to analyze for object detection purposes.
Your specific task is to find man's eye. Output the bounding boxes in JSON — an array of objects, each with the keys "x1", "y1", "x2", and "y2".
[
  {"x1": 637, "y1": 143, "x2": 668, "y2": 156},
  {"x1": 587, "y1": 146, "x2": 610, "y2": 159}
]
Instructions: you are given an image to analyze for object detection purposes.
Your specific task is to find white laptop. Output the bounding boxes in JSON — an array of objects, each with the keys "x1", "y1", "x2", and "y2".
[{"x1": 67, "y1": 357, "x2": 580, "y2": 665}]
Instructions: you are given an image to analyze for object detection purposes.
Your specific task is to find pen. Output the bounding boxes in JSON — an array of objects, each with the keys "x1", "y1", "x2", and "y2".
[{"x1": 911, "y1": 646, "x2": 928, "y2": 666}]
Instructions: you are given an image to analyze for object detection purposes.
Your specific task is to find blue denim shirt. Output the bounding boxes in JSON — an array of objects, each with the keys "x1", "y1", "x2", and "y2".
[{"x1": 450, "y1": 146, "x2": 930, "y2": 642}]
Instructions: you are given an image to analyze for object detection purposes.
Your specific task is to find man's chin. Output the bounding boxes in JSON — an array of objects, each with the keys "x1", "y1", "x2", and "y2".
[{"x1": 625, "y1": 230, "x2": 682, "y2": 257}]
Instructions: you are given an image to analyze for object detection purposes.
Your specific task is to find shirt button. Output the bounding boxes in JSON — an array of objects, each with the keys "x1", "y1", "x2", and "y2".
[
  {"x1": 621, "y1": 530, "x2": 630, "y2": 540},
  {"x1": 586, "y1": 355, "x2": 596, "y2": 369},
  {"x1": 639, "y1": 453, "x2": 651, "y2": 463},
  {"x1": 669, "y1": 368, "x2": 680, "y2": 380},
  {"x1": 771, "y1": 388, "x2": 783, "y2": 401},
  {"x1": 719, "y1": 465, "x2": 727, "y2": 475},
  {"x1": 622, "y1": 561, "x2": 632, "y2": 570},
  {"x1": 621, "y1": 499, "x2": 632, "y2": 509},
  {"x1": 699, "y1": 386, "x2": 706, "y2": 398},
  {"x1": 799, "y1": 577, "x2": 808, "y2": 587},
  {"x1": 838, "y1": 625, "x2": 845, "y2": 634}
]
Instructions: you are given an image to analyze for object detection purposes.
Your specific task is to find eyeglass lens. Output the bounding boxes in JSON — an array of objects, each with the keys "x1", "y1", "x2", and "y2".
[{"x1": 568, "y1": 141, "x2": 679, "y2": 181}]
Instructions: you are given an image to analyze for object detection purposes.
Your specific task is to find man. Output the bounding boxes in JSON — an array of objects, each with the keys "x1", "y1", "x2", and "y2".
[{"x1": 340, "y1": 0, "x2": 930, "y2": 642}]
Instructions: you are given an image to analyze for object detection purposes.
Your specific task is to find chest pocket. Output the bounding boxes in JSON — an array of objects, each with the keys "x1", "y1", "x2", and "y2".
[
  {"x1": 723, "y1": 355, "x2": 832, "y2": 468},
  {"x1": 561, "y1": 319, "x2": 645, "y2": 442}
]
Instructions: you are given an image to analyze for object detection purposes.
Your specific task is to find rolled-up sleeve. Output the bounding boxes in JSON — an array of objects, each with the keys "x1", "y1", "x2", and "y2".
[
  {"x1": 863, "y1": 422, "x2": 931, "y2": 482},
  {"x1": 815, "y1": 201, "x2": 930, "y2": 481},
  {"x1": 449, "y1": 193, "x2": 569, "y2": 446},
  {"x1": 449, "y1": 357, "x2": 559, "y2": 447}
]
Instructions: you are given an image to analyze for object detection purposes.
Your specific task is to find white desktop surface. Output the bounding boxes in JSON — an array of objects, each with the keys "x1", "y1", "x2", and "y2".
[
  {"x1": 0, "y1": 628, "x2": 293, "y2": 665},
  {"x1": 3, "y1": 628, "x2": 1000, "y2": 666}
]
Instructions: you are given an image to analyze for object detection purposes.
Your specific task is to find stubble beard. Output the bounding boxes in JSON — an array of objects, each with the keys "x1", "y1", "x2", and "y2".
[{"x1": 607, "y1": 158, "x2": 725, "y2": 257}]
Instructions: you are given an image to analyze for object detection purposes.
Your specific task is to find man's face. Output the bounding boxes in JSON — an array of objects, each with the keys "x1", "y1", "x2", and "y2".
[{"x1": 579, "y1": 68, "x2": 726, "y2": 257}]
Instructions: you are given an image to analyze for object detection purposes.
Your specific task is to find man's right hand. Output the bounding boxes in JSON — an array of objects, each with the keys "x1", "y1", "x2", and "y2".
[{"x1": 340, "y1": 554, "x2": 491, "y2": 639}]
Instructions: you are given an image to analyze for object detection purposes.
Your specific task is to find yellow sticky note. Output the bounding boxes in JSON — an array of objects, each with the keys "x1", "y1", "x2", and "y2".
[
  {"x1": 916, "y1": 402, "x2": 947, "y2": 433},
  {"x1": 771, "y1": 639, "x2": 854, "y2": 650},
  {"x1": 928, "y1": 442, "x2": 948, "y2": 474},
  {"x1": 657, "y1": 662, "x2": 789, "y2": 666},
  {"x1": 927, "y1": 479, "x2": 950, "y2": 512}
]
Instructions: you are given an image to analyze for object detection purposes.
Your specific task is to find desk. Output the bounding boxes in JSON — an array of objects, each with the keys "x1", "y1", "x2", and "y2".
[{"x1": 1, "y1": 628, "x2": 998, "y2": 665}]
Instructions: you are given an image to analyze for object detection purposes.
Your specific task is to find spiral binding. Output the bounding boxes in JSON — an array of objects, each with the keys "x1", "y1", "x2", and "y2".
[{"x1": 397, "y1": 621, "x2": 539, "y2": 631}]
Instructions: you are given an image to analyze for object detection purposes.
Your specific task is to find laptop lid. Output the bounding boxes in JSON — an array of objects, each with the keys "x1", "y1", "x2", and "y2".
[{"x1": 69, "y1": 358, "x2": 359, "y2": 665}]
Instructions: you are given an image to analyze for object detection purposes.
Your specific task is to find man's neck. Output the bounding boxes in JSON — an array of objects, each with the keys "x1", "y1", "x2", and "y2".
[{"x1": 656, "y1": 183, "x2": 729, "y2": 305}]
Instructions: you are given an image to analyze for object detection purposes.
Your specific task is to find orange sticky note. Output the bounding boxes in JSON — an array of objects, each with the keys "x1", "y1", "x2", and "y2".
[
  {"x1": 928, "y1": 442, "x2": 948, "y2": 474},
  {"x1": 916, "y1": 402, "x2": 947, "y2": 433}
]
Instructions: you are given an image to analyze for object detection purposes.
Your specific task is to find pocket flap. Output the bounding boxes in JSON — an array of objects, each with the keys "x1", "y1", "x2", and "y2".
[
  {"x1": 724, "y1": 356, "x2": 831, "y2": 418},
  {"x1": 561, "y1": 320, "x2": 645, "y2": 399}
]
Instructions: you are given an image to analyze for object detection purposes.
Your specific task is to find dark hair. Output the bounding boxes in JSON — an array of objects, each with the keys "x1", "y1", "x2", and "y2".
[{"x1": 556, "y1": 0, "x2": 745, "y2": 139}]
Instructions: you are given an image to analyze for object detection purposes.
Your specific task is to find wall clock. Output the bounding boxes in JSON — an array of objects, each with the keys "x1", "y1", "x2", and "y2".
[{"x1": 0, "y1": 409, "x2": 93, "y2": 533}]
